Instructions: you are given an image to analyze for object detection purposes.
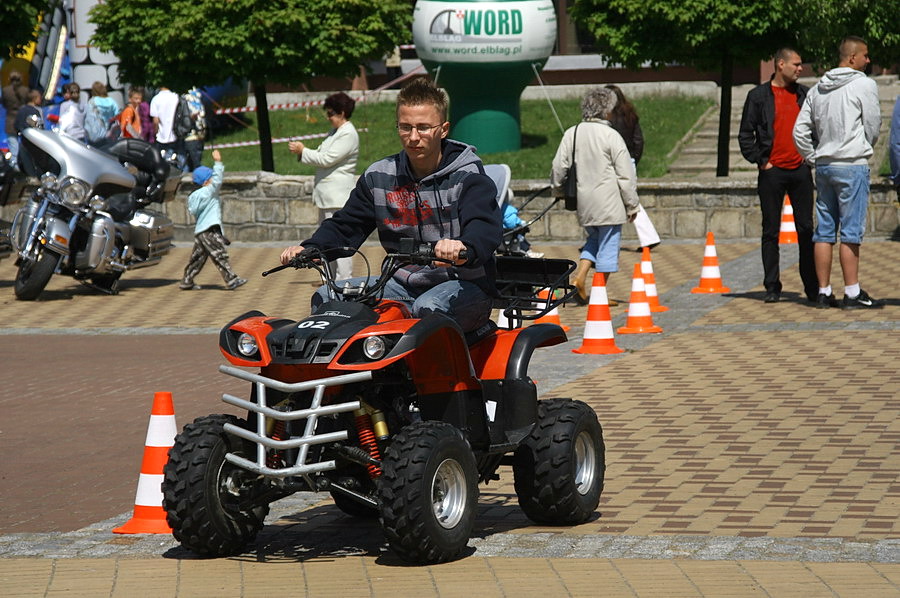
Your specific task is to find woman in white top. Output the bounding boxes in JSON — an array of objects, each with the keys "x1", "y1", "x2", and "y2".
[
  {"x1": 551, "y1": 87, "x2": 640, "y2": 303},
  {"x1": 289, "y1": 92, "x2": 359, "y2": 281}
]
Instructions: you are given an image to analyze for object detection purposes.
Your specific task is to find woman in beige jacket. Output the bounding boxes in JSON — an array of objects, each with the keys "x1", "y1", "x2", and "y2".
[
  {"x1": 550, "y1": 87, "x2": 640, "y2": 303},
  {"x1": 289, "y1": 92, "x2": 359, "y2": 281}
]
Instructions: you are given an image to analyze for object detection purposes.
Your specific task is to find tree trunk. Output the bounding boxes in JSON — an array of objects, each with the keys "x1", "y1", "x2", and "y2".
[
  {"x1": 253, "y1": 81, "x2": 274, "y2": 172},
  {"x1": 716, "y1": 51, "x2": 734, "y2": 177}
]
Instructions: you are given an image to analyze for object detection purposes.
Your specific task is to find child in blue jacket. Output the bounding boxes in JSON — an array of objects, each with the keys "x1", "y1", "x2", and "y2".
[{"x1": 179, "y1": 149, "x2": 246, "y2": 290}]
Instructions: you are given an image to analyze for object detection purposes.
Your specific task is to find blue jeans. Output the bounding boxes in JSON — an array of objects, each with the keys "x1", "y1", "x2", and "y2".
[
  {"x1": 812, "y1": 164, "x2": 869, "y2": 244},
  {"x1": 312, "y1": 275, "x2": 493, "y2": 332},
  {"x1": 581, "y1": 225, "x2": 622, "y2": 272},
  {"x1": 6, "y1": 136, "x2": 19, "y2": 168}
]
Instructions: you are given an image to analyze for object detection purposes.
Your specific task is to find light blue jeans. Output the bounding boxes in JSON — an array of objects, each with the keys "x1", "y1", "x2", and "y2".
[
  {"x1": 312, "y1": 276, "x2": 493, "y2": 332},
  {"x1": 6, "y1": 136, "x2": 19, "y2": 168},
  {"x1": 812, "y1": 164, "x2": 869, "y2": 244},
  {"x1": 581, "y1": 224, "x2": 622, "y2": 272}
]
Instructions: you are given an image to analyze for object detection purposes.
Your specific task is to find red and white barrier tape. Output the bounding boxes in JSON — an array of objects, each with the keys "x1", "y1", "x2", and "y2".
[
  {"x1": 208, "y1": 128, "x2": 368, "y2": 150},
  {"x1": 212, "y1": 65, "x2": 425, "y2": 116}
]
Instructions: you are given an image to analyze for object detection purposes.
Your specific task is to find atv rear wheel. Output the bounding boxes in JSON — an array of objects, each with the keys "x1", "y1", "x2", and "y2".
[
  {"x1": 378, "y1": 421, "x2": 478, "y2": 564},
  {"x1": 162, "y1": 414, "x2": 270, "y2": 557},
  {"x1": 513, "y1": 398, "x2": 604, "y2": 525}
]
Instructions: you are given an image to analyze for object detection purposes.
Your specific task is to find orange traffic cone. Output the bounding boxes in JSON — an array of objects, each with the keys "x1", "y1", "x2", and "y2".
[
  {"x1": 113, "y1": 392, "x2": 177, "y2": 534},
  {"x1": 641, "y1": 247, "x2": 668, "y2": 313},
  {"x1": 691, "y1": 232, "x2": 731, "y2": 294},
  {"x1": 618, "y1": 263, "x2": 663, "y2": 334},
  {"x1": 533, "y1": 288, "x2": 569, "y2": 331},
  {"x1": 573, "y1": 273, "x2": 624, "y2": 354},
  {"x1": 778, "y1": 196, "x2": 798, "y2": 244}
]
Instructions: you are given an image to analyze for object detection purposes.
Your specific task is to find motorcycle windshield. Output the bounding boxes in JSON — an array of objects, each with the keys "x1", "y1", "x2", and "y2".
[{"x1": 21, "y1": 128, "x2": 135, "y2": 195}]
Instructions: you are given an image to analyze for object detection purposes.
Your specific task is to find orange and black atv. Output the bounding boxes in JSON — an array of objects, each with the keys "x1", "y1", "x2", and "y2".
[{"x1": 162, "y1": 239, "x2": 605, "y2": 564}]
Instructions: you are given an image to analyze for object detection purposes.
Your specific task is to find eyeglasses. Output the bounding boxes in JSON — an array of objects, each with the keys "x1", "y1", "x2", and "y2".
[
  {"x1": 325, "y1": 109, "x2": 336, "y2": 117},
  {"x1": 397, "y1": 123, "x2": 443, "y2": 136}
]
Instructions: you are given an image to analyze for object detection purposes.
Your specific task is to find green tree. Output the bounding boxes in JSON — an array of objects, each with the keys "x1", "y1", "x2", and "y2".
[
  {"x1": 88, "y1": 0, "x2": 411, "y2": 172},
  {"x1": 569, "y1": 0, "x2": 900, "y2": 177},
  {"x1": 1, "y1": 0, "x2": 53, "y2": 58},
  {"x1": 570, "y1": 0, "x2": 795, "y2": 177},
  {"x1": 795, "y1": 1, "x2": 900, "y2": 70}
]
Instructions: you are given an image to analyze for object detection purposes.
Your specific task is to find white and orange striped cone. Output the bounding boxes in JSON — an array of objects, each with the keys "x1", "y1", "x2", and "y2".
[
  {"x1": 533, "y1": 288, "x2": 570, "y2": 331},
  {"x1": 573, "y1": 273, "x2": 624, "y2": 354},
  {"x1": 778, "y1": 195, "x2": 798, "y2": 244},
  {"x1": 641, "y1": 247, "x2": 668, "y2": 313},
  {"x1": 691, "y1": 232, "x2": 731, "y2": 294},
  {"x1": 113, "y1": 392, "x2": 177, "y2": 534},
  {"x1": 618, "y1": 263, "x2": 663, "y2": 334}
]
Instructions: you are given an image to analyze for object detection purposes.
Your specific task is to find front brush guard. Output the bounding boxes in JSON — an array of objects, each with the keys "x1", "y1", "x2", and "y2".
[{"x1": 219, "y1": 365, "x2": 372, "y2": 479}]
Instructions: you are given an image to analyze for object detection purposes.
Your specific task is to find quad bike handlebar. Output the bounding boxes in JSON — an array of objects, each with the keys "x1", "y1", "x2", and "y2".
[{"x1": 261, "y1": 239, "x2": 468, "y2": 306}]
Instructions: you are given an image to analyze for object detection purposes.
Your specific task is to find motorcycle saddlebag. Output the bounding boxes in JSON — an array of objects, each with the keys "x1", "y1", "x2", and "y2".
[{"x1": 129, "y1": 209, "x2": 174, "y2": 258}]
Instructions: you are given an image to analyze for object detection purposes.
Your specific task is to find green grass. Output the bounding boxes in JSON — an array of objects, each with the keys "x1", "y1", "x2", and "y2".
[{"x1": 208, "y1": 94, "x2": 713, "y2": 179}]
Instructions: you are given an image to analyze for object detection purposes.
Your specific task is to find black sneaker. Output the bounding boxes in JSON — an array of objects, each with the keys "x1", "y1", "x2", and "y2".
[
  {"x1": 815, "y1": 293, "x2": 838, "y2": 309},
  {"x1": 841, "y1": 289, "x2": 884, "y2": 310},
  {"x1": 764, "y1": 291, "x2": 780, "y2": 303}
]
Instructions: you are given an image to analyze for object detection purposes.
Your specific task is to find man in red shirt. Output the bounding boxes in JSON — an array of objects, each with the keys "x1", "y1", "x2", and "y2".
[{"x1": 739, "y1": 48, "x2": 816, "y2": 304}]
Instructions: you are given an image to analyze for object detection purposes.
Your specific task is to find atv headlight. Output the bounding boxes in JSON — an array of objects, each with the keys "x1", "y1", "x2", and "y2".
[
  {"x1": 237, "y1": 333, "x2": 258, "y2": 357},
  {"x1": 362, "y1": 336, "x2": 386, "y2": 360},
  {"x1": 58, "y1": 177, "x2": 91, "y2": 208}
]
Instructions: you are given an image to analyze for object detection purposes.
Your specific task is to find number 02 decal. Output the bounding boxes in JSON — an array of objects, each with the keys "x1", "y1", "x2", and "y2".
[{"x1": 297, "y1": 321, "x2": 330, "y2": 329}]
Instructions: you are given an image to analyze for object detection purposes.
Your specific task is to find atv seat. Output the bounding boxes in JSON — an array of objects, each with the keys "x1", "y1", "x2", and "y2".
[{"x1": 493, "y1": 256, "x2": 576, "y2": 329}]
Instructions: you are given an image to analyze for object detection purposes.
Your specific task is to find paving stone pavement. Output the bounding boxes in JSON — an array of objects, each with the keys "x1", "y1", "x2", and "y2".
[{"x1": 0, "y1": 239, "x2": 898, "y2": 597}]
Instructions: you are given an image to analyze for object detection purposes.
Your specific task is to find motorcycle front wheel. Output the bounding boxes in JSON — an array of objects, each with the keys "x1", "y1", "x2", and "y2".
[{"x1": 15, "y1": 249, "x2": 60, "y2": 300}]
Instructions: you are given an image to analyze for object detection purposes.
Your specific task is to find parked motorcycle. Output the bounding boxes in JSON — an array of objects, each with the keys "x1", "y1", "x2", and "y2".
[
  {"x1": 0, "y1": 148, "x2": 26, "y2": 263},
  {"x1": 162, "y1": 240, "x2": 606, "y2": 564},
  {"x1": 9, "y1": 126, "x2": 178, "y2": 299}
]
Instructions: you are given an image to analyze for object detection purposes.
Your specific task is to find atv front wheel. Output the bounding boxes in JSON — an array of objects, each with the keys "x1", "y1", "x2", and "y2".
[
  {"x1": 162, "y1": 414, "x2": 270, "y2": 557},
  {"x1": 513, "y1": 398, "x2": 604, "y2": 524},
  {"x1": 378, "y1": 421, "x2": 478, "y2": 564}
]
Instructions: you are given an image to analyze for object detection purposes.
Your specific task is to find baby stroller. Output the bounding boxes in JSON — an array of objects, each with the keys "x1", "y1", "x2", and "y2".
[{"x1": 484, "y1": 164, "x2": 560, "y2": 258}]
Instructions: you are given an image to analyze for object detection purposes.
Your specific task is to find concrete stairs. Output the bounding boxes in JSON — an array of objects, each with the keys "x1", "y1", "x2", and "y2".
[{"x1": 665, "y1": 76, "x2": 900, "y2": 180}]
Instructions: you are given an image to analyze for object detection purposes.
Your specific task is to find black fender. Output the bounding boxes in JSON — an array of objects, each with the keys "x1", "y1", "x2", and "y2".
[
  {"x1": 505, "y1": 323, "x2": 567, "y2": 380},
  {"x1": 386, "y1": 312, "x2": 468, "y2": 359}
]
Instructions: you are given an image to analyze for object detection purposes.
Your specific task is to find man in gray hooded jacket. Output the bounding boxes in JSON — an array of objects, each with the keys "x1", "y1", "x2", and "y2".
[
  {"x1": 280, "y1": 78, "x2": 502, "y2": 332},
  {"x1": 793, "y1": 36, "x2": 883, "y2": 309}
]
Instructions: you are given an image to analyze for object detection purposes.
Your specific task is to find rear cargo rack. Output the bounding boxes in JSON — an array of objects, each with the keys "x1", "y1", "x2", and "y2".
[{"x1": 492, "y1": 256, "x2": 577, "y2": 329}]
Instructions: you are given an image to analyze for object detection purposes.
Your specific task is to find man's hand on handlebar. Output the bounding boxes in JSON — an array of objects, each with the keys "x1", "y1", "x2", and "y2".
[
  {"x1": 280, "y1": 245, "x2": 305, "y2": 265},
  {"x1": 434, "y1": 239, "x2": 467, "y2": 267}
]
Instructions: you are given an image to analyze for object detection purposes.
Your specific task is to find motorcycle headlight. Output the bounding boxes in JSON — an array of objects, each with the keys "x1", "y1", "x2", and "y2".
[
  {"x1": 237, "y1": 333, "x2": 259, "y2": 357},
  {"x1": 59, "y1": 177, "x2": 91, "y2": 208},
  {"x1": 362, "y1": 336, "x2": 386, "y2": 360}
]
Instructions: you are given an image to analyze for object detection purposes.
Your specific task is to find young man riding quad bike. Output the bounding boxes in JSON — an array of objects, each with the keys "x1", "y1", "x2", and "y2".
[{"x1": 162, "y1": 79, "x2": 606, "y2": 564}]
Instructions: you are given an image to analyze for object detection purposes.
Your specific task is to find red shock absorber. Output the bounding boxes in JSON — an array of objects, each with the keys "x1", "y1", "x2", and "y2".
[
  {"x1": 354, "y1": 409, "x2": 383, "y2": 478},
  {"x1": 266, "y1": 419, "x2": 287, "y2": 469}
]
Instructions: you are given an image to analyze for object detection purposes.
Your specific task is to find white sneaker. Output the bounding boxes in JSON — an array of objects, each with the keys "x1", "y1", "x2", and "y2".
[{"x1": 525, "y1": 250, "x2": 544, "y2": 259}]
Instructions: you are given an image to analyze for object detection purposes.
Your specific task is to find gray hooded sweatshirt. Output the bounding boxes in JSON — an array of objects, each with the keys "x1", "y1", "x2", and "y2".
[{"x1": 793, "y1": 67, "x2": 881, "y2": 166}]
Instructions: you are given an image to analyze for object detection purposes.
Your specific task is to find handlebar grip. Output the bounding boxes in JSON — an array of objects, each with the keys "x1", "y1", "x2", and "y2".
[{"x1": 261, "y1": 263, "x2": 292, "y2": 277}]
